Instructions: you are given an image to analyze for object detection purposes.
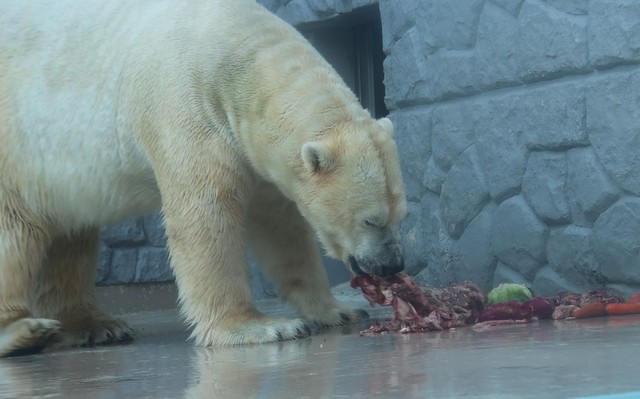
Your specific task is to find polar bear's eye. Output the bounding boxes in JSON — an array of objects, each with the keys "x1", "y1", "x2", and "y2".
[{"x1": 364, "y1": 219, "x2": 382, "y2": 228}]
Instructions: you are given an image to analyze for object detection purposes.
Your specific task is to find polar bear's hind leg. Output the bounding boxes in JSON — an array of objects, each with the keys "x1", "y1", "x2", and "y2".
[
  {"x1": 0, "y1": 318, "x2": 63, "y2": 357},
  {"x1": 0, "y1": 191, "x2": 63, "y2": 357},
  {"x1": 32, "y1": 228, "x2": 135, "y2": 348}
]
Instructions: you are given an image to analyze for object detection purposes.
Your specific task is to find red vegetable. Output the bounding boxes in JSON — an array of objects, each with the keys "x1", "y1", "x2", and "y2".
[
  {"x1": 526, "y1": 297, "x2": 555, "y2": 319},
  {"x1": 477, "y1": 301, "x2": 532, "y2": 322},
  {"x1": 476, "y1": 297, "x2": 555, "y2": 323},
  {"x1": 574, "y1": 302, "x2": 606, "y2": 319},
  {"x1": 605, "y1": 303, "x2": 640, "y2": 316}
]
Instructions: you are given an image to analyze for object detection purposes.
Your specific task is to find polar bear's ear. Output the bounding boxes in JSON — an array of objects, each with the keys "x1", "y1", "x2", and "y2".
[
  {"x1": 302, "y1": 142, "x2": 334, "y2": 173},
  {"x1": 377, "y1": 117, "x2": 394, "y2": 137}
]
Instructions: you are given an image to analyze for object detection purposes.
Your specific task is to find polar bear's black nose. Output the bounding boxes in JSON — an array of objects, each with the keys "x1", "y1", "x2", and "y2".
[
  {"x1": 350, "y1": 251, "x2": 404, "y2": 277},
  {"x1": 378, "y1": 241, "x2": 405, "y2": 277},
  {"x1": 348, "y1": 256, "x2": 367, "y2": 276},
  {"x1": 380, "y1": 256, "x2": 404, "y2": 277},
  {"x1": 381, "y1": 262, "x2": 404, "y2": 277}
]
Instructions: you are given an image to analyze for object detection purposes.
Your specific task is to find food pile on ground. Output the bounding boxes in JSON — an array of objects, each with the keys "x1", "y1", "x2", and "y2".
[
  {"x1": 351, "y1": 274, "x2": 485, "y2": 335},
  {"x1": 350, "y1": 275, "x2": 640, "y2": 335}
]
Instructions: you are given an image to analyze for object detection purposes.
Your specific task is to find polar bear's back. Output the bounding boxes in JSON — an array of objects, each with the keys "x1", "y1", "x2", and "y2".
[
  {"x1": 0, "y1": 0, "x2": 353, "y2": 230},
  {"x1": 0, "y1": 0, "x2": 248, "y2": 228}
]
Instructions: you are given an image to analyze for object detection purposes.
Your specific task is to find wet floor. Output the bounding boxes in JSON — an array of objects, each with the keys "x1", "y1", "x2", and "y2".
[{"x1": 1, "y1": 297, "x2": 640, "y2": 399}]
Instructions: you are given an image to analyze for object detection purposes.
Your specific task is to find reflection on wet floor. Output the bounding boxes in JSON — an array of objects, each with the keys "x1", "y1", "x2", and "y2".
[{"x1": 2, "y1": 299, "x2": 640, "y2": 399}]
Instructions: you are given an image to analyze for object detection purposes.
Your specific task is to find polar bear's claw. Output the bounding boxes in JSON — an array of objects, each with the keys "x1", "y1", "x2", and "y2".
[
  {"x1": 300, "y1": 323, "x2": 312, "y2": 337},
  {"x1": 65, "y1": 316, "x2": 135, "y2": 347},
  {"x1": 194, "y1": 316, "x2": 313, "y2": 346},
  {"x1": 309, "y1": 306, "x2": 370, "y2": 328},
  {"x1": 354, "y1": 309, "x2": 371, "y2": 321},
  {"x1": 258, "y1": 317, "x2": 312, "y2": 343},
  {"x1": 0, "y1": 318, "x2": 63, "y2": 357}
]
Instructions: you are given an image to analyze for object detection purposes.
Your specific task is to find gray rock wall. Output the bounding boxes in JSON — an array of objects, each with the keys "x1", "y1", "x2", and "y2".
[
  {"x1": 380, "y1": 0, "x2": 640, "y2": 297},
  {"x1": 97, "y1": 214, "x2": 171, "y2": 284},
  {"x1": 99, "y1": 0, "x2": 640, "y2": 298}
]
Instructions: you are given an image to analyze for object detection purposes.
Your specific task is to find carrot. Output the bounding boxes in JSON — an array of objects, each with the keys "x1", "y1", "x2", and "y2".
[
  {"x1": 628, "y1": 293, "x2": 640, "y2": 304},
  {"x1": 574, "y1": 302, "x2": 607, "y2": 319},
  {"x1": 606, "y1": 303, "x2": 640, "y2": 316}
]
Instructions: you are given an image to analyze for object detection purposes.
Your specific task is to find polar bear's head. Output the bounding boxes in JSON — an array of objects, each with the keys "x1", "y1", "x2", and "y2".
[{"x1": 298, "y1": 117, "x2": 407, "y2": 277}]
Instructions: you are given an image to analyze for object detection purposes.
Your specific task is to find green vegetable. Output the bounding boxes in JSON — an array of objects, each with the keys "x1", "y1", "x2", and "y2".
[{"x1": 487, "y1": 283, "x2": 533, "y2": 306}]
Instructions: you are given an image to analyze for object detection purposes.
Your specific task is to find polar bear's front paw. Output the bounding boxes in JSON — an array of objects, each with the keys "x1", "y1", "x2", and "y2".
[
  {"x1": 0, "y1": 318, "x2": 63, "y2": 357},
  {"x1": 63, "y1": 313, "x2": 135, "y2": 347},
  {"x1": 194, "y1": 316, "x2": 312, "y2": 346},
  {"x1": 307, "y1": 306, "x2": 370, "y2": 327}
]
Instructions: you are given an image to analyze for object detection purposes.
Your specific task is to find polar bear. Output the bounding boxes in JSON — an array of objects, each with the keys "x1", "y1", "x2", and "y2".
[{"x1": 0, "y1": 0, "x2": 406, "y2": 356}]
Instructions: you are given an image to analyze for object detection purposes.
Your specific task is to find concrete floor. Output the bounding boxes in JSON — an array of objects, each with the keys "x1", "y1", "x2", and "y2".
[{"x1": 1, "y1": 294, "x2": 640, "y2": 399}]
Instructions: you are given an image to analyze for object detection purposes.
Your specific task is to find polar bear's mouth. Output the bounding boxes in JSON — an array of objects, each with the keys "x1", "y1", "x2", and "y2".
[
  {"x1": 348, "y1": 256, "x2": 368, "y2": 276},
  {"x1": 348, "y1": 254, "x2": 405, "y2": 277},
  {"x1": 348, "y1": 250, "x2": 406, "y2": 277}
]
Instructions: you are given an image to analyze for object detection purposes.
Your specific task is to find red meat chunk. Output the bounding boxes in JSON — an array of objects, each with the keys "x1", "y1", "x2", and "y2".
[{"x1": 351, "y1": 274, "x2": 486, "y2": 335}]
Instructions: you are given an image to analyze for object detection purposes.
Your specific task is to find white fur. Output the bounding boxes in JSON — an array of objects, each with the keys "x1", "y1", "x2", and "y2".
[{"x1": 0, "y1": 0, "x2": 406, "y2": 354}]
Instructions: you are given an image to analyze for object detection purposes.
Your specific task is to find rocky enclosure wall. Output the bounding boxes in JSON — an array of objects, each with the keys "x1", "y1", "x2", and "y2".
[
  {"x1": 380, "y1": 0, "x2": 640, "y2": 296},
  {"x1": 99, "y1": 0, "x2": 640, "y2": 298}
]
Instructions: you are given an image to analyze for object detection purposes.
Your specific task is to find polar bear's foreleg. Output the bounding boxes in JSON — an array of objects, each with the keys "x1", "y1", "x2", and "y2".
[
  {"x1": 0, "y1": 194, "x2": 63, "y2": 357},
  {"x1": 31, "y1": 228, "x2": 134, "y2": 347},
  {"x1": 247, "y1": 181, "x2": 369, "y2": 327},
  {"x1": 157, "y1": 152, "x2": 311, "y2": 346}
]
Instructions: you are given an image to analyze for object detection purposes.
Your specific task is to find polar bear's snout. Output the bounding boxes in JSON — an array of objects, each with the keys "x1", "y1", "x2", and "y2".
[{"x1": 348, "y1": 243, "x2": 404, "y2": 278}]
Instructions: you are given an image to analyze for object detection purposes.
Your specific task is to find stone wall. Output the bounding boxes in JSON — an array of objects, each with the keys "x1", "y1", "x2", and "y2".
[
  {"x1": 259, "y1": 0, "x2": 377, "y2": 25},
  {"x1": 99, "y1": 0, "x2": 640, "y2": 298},
  {"x1": 380, "y1": 0, "x2": 640, "y2": 297},
  {"x1": 97, "y1": 214, "x2": 171, "y2": 284}
]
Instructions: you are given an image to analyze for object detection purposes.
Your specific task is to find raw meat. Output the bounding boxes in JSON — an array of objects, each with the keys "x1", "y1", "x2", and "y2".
[{"x1": 350, "y1": 274, "x2": 485, "y2": 335}]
